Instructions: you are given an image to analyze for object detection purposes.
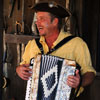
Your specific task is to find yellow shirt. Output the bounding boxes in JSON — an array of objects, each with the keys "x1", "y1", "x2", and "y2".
[{"x1": 20, "y1": 30, "x2": 96, "y2": 96}]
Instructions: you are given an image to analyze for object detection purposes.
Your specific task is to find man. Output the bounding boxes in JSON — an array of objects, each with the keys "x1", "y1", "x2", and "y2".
[{"x1": 16, "y1": 1, "x2": 96, "y2": 100}]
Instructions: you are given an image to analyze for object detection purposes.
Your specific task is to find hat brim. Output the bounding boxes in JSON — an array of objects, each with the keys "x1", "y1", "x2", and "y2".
[{"x1": 32, "y1": 2, "x2": 71, "y2": 18}]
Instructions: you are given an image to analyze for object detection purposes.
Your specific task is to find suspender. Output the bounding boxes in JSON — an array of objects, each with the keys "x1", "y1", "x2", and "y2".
[
  {"x1": 35, "y1": 35, "x2": 75, "y2": 54},
  {"x1": 35, "y1": 38, "x2": 44, "y2": 54}
]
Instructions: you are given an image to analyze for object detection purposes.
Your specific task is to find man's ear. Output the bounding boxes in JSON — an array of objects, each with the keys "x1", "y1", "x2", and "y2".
[{"x1": 52, "y1": 18, "x2": 58, "y2": 25}]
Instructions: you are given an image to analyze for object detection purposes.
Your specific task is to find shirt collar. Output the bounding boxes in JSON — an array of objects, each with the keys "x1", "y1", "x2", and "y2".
[{"x1": 40, "y1": 36, "x2": 45, "y2": 44}]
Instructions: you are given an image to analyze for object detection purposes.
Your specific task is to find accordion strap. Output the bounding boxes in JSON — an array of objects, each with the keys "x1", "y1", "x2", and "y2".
[
  {"x1": 35, "y1": 35, "x2": 75, "y2": 54},
  {"x1": 35, "y1": 38, "x2": 44, "y2": 54}
]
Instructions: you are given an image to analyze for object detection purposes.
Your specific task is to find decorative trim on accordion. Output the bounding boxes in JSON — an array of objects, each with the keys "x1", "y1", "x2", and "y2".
[
  {"x1": 25, "y1": 55, "x2": 76, "y2": 100},
  {"x1": 41, "y1": 65, "x2": 58, "y2": 98},
  {"x1": 55, "y1": 60, "x2": 76, "y2": 100},
  {"x1": 25, "y1": 55, "x2": 41, "y2": 100}
]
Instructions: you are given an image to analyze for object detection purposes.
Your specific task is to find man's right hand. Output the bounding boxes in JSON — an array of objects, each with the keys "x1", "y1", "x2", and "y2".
[{"x1": 16, "y1": 64, "x2": 32, "y2": 80}]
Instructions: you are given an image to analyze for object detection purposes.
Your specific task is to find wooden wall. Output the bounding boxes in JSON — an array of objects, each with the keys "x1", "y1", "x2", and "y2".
[
  {"x1": 3, "y1": 0, "x2": 34, "y2": 35},
  {"x1": 3, "y1": 0, "x2": 35, "y2": 100},
  {"x1": 0, "y1": 0, "x2": 3, "y2": 99}
]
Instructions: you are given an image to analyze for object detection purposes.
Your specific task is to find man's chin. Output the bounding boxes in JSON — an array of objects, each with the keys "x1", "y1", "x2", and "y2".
[{"x1": 39, "y1": 33, "x2": 46, "y2": 36}]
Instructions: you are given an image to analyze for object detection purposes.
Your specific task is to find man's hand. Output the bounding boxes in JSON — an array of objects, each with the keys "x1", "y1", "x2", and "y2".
[
  {"x1": 67, "y1": 70, "x2": 80, "y2": 88},
  {"x1": 16, "y1": 64, "x2": 32, "y2": 80}
]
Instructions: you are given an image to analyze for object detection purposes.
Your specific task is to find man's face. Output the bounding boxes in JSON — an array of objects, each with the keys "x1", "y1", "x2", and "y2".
[{"x1": 35, "y1": 12, "x2": 56, "y2": 37}]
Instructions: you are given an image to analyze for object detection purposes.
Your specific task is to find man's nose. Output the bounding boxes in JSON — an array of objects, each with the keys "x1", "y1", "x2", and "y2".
[{"x1": 35, "y1": 19, "x2": 41, "y2": 25}]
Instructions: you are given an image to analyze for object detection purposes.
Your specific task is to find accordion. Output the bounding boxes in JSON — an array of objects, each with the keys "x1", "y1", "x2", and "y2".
[{"x1": 25, "y1": 55, "x2": 76, "y2": 100}]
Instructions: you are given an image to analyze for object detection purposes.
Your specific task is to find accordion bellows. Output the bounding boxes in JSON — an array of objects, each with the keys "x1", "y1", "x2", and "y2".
[{"x1": 25, "y1": 55, "x2": 76, "y2": 100}]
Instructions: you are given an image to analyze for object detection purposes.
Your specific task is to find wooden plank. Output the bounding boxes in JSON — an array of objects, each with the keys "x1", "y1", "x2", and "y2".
[
  {"x1": 0, "y1": 0, "x2": 3, "y2": 99},
  {"x1": 4, "y1": 34, "x2": 39, "y2": 44}
]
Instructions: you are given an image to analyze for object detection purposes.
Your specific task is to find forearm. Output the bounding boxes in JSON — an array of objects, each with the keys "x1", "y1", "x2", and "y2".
[{"x1": 81, "y1": 72, "x2": 95, "y2": 87}]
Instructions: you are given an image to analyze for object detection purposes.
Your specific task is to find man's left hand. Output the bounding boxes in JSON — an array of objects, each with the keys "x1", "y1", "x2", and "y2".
[{"x1": 67, "y1": 70, "x2": 80, "y2": 88}]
